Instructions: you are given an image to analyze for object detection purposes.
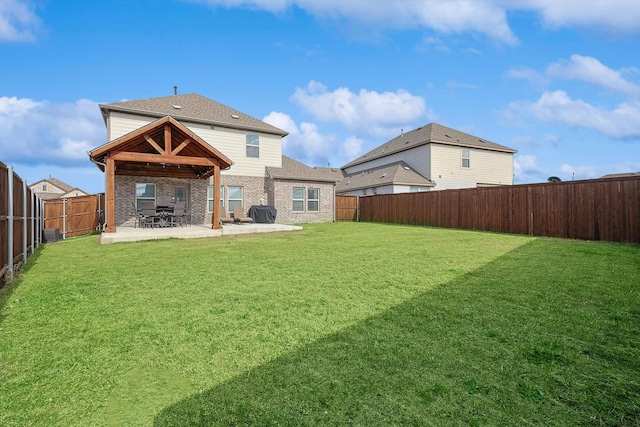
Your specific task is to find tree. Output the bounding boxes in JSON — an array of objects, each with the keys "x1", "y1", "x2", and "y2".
[{"x1": 547, "y1": 176, "x2": 562, "y2": 182}]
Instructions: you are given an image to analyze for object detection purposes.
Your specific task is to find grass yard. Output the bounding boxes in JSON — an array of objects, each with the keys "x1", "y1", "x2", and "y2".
[{"x1": 0, "y1": 222, "x2": 638, "y2": 426}]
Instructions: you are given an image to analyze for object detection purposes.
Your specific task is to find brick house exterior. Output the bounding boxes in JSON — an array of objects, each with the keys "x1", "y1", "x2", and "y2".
[{"x1": 92, "y1": 93, "x2": 342, "y2": 227}]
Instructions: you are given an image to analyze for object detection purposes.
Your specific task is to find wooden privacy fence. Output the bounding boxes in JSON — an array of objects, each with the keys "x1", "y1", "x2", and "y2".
[
  {"x1": 44, "y1": 193, "x2": 105, "y2": 239},
  {"x1": 1, "y1": 162, "x2": 44, "y2": 284},
  {"x1": 358, "y1": 176, "x2": 640, "y2": 243},
  {"x1": 335, "y1": 195, "x2": 358, "y2": 221}
]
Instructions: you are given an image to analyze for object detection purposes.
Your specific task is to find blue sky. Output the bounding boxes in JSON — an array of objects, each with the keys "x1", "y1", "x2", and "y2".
[{"x1": 2, "y1": 0, "x2": 640, "y2": 194}]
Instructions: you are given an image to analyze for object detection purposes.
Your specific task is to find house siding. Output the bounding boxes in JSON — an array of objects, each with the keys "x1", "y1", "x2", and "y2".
[
  {"x1": 187, "y1": 122, "x2": 282, "y2": 177},
  {"x1": 343, "y1": 145, "x2": 431, "y2": 178},
  {"x1": 430, "y1": 143, "x2": 513, "y2": 190}
]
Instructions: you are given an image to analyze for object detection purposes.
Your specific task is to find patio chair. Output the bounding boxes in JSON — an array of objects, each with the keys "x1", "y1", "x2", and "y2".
[
  {"x1": 131, "y1": 202, "x2": 144, "y2": 228},
  {"x1": 219, "y1": 207, "x2": 234, "y2": 225},
  {"x1": 233, "y1": 206, "x2": 254, "y2": 224},
  {"x1": 140, "y1": 200, "x2": 158, "y2": 228},
  {"x1": 170, "y1": 201, "x2": 187, "y2": 227}
]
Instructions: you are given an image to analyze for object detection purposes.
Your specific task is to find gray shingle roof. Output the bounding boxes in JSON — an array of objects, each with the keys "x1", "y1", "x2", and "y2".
[
  {"x1": 266, "y1": 156, "x2": 344, "y2": 183},
  {"x1": 30, "y1": 177, "x2": 76, "y2": 193},
  {"x1": 342, "y1": 123, "x2": 516, "y2": 169},
  {"x1": 336, "y1": 161, "x2": 434, "y2": 193},
  {"x1": 100, "y1": 93, "x2": 288, "y2": 137},
  {"x1": 601, "y1": 171, "x2": 640, "y2": 179}
]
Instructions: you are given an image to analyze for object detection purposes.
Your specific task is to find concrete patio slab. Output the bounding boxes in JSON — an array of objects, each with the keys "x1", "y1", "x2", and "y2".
[{"x1": 99, "y1": 223, "x2": 303, "y2": 244}]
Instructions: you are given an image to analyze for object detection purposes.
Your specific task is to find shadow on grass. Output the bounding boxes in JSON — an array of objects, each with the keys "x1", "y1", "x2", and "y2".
[{"x1": 154, "y1": 240, "x2": 640, "y2": 426}]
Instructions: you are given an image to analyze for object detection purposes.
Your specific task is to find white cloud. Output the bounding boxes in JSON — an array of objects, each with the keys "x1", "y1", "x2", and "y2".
[
  {"x1": 513, "y1": 154, "x2": 544, "y2": 182},
  {"x1": 511, "y1": 0, "x2": 640, "y2": 33},
  {"x1": 511, "y1": 135, "x2": 538, "y2": 148},
  {"x1": 263, "y1": 111, "x2": 365, "y2": 167},
  {"x1": 341, "y1": 135, "x2": 363, "y2": 160},
  {"x1": 506, "y1": 90, "x2": 640, "y2": 139},
  {"x1": 0, "y1": 0, "x2": 41, "y2": 42},
  {"x1": 547, "y1": 54, "x2": 640, "y2": 97},
  {"x1": 418, "y1": 36, "x2": 451, "y2": 53},
  {"x1": 0, "y1": 97, "x2": 104, "y2": 166},
  {"x1": 506, "y1": 66, "x2": 548, "y2": 87},
  {"x1": 190, "y1": 1, "x2": 640, "y2": 45},
  {"x1": 192, "y1": 0, "x2": 518, "y2": 44},
  {"x1": 560, "y1": 163, "x2": 597, "y2": 180},
  {"x1": 291, "y1": 80, "x2": 432, "y2": 138}
]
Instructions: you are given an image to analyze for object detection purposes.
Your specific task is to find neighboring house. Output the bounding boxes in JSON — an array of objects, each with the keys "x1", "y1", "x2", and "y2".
[
  {"x1": 601, "y1": 172, "x2": 640, "y2": 179},
  {"x1": 339, "y1": 123, "x2": 517, "y2": 195},
  {"x1": 29, "y1": 177, "x2": 88, "y2": 200},
  {"x1": 336, "y1": 161, "x2": 433, "y2": 196},
  {"x1": 89, "y1": 93, "x2": 340, "y2": 230}
]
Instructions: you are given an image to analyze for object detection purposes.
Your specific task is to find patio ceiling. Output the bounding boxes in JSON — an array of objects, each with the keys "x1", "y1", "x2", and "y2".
[{"x1": 89, "y1": 116, "x2": 233, "y2": 179}]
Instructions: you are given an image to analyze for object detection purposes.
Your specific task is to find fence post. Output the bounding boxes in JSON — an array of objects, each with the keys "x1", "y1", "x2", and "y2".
[
  {"x1": 22, "y1": 179, "x2": 27, "y2": 263},
  {"x1": 7, "y1": 166, "x2": 14, "y2": 281},
  {"x1": 62, "y1": 198, "x2": 67, "y2": 239},
  {"x1": 30, "y1": 190, "x2": 35, "y2": 253}
]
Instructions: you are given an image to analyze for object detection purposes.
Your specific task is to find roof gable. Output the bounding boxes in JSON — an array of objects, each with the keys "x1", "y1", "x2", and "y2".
[
  {"x1": 89, "y1": 115, "x2": 232, "y2": 179},
  {"x1": 100, "y1": 93, "x2": 288, "y2": 137},
  {"x1": 30, "y1": 177, "x2": 76, "y2": 193},
  {"x1": 342, "y1": 123, "x2": 516, "y2": 169},
  {"x1": 336, "y1": 161, "x2": 433, "y2": 193}
]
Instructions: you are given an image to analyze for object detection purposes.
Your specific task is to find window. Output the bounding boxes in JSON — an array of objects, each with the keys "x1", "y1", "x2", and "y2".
[
  {"x1": 208, "y1": 186, "x2": 226, "y2": 212},
  {"x1": 410, "y1": 186, "x2": 429, "y2": 192},
  {"x1": 227, "y1": 186, "x2": 243, "y2": 212},
  {"x1": 246, "y1": 134, "x2": 259, "y2": 158},
  {"x1": 462, "y1": 149, "x2": 470, "y2": 168},
  {"x1": 135, "y1": 183, "x2": 156, "y2": 209},
  {"x1": 292, "y1": 187, "x2": 304, "y2": 211},
  {"x1": 42, "y1": 184, "x2": 47, "y2": 191},
  {"x1": 293, "y1": 187, "x2": 319, "y2": 212},
  {"x1": 307, "y1": 188, "x2": 319, "y2": 211}
]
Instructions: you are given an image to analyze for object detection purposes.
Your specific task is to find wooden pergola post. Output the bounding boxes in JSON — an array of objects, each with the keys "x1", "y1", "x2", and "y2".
[
  {"x1": 105, "y1": 157, "x2": 116, "y2": 233},
  {"x1": 212, "y1": 164, "x2": 221, "y2": 229}
]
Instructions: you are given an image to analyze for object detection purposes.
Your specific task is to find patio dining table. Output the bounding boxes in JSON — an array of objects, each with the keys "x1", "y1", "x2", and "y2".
[{"x1": 155, "y1": 205, "x2": 174, "y2": 227}]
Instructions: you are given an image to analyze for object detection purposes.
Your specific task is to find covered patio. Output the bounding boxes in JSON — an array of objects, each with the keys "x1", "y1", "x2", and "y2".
[{"x1": 88, "y1": 116, "x2": 232, "y2": 232}]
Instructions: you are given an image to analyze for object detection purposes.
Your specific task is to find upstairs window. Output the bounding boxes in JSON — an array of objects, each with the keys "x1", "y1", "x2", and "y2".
[
  {"x1": 461, "y1": 149, "x2": 470, "y2": 168},
  {"x1": 246, "y1": 134, "x2": 259, "y2": 158}
]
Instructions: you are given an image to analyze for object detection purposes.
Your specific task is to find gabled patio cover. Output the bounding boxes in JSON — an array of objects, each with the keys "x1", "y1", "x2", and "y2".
[{"x1": 89, "y1": 116, "x2": 233, "y2": 232}]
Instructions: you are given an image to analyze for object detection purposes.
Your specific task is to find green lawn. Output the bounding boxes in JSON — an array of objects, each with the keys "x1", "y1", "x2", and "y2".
[{"x1": 0, "y1": 223, "x2": 638, "y2": 426}]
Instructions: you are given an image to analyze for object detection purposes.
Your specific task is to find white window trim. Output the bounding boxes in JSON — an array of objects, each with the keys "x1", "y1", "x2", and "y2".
[
  {"x1": 292, "y1": 186, "x2": 320, "y2": 212},
  {"x1": 246, "y1": 134, "x2": 259, "y2": 158},
  {"x1": 461, "y1": 148, "x2": 470, "y2": 168}
]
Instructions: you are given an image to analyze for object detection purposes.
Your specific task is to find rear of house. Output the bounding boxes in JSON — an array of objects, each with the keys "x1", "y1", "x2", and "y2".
[{"x1": 91, "y1": 93, "x2": 339, "y2": 228}]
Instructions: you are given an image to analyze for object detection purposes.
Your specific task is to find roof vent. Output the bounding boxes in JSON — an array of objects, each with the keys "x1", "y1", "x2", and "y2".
[
  {"x1": 445, "y1": 134, "x2": 451, "y2": 138},
  {"x1": 479, "y1": 139, "x2": 485, "y2": 143},
  {"x1": 380, "y1": 173, "x2": 387, "y2": 178},
  {"x1": 231, "y1": 114, "x2": 240, "y2": 119},
  {"x1": 405, "y1": 141, "x2": 410, "y2": 144},
  {"x1": 172, "y1": 105, "x2": 182, "y2": 109},
  {"x1": 403, "y1": 166, "x2": 410, "y2": 170}
]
